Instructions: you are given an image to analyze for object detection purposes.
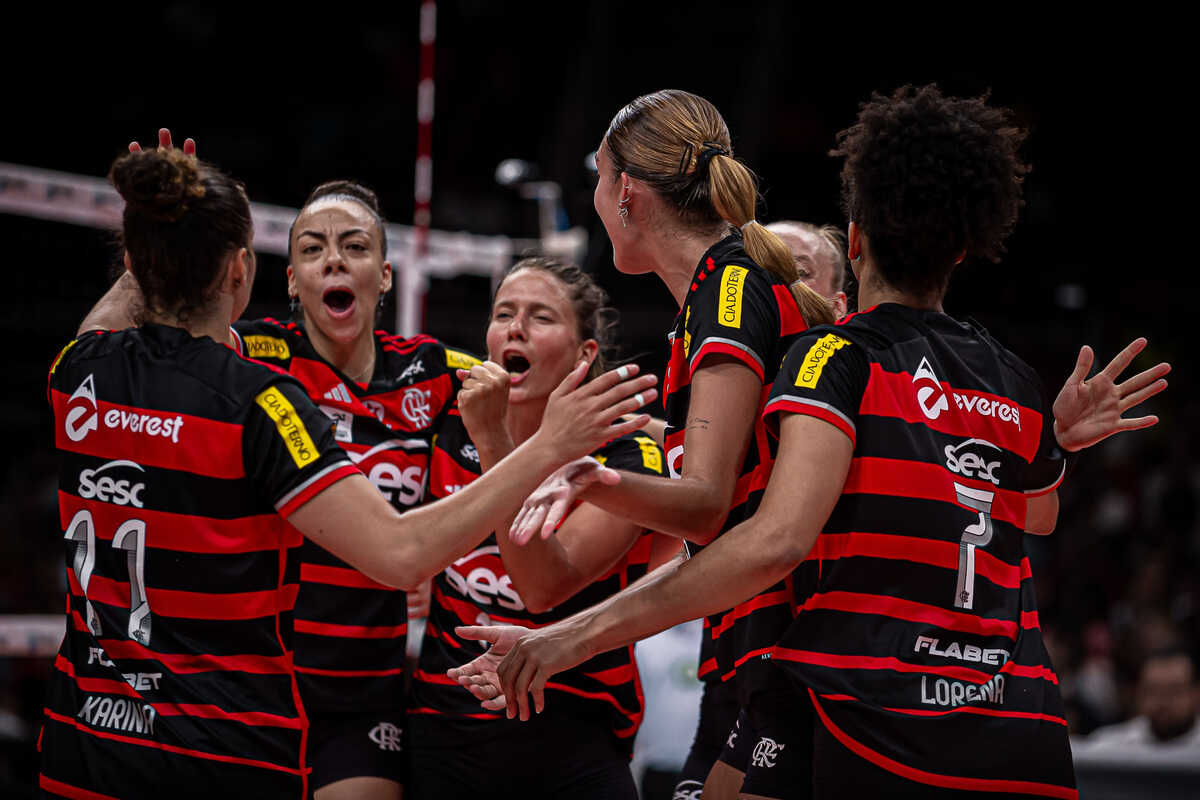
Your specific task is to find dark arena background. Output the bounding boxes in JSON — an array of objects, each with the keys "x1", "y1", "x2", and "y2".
[{"x1": 0, "y1": 6, "x2": 1191, "y2": 798}]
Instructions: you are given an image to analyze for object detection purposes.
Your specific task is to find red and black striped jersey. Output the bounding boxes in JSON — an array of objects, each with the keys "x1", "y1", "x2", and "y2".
[
  {"x1": 763, "y1": 303, "x2": 1074, "y2": 796},
  {"x1": 41, "y1": 325, "x2": 359, "y2": 799},
  {"x1": 413, "y1": 410, "x2": 666, "y2": 755},
  {"x1": 232, "y1": 318, "x2": 479, "y2": 714},
  {"x1": 662, "y1": 234, "x2": 807, "y2": 698}
]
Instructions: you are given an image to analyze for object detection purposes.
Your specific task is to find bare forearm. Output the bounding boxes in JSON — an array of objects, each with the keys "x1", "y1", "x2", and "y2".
[
  {"x1": 581, "y1": 471, "x2": 729, "y2": 543},
  {"x1": 79, "y1": 271, "x2": 141, "y2": 335}
]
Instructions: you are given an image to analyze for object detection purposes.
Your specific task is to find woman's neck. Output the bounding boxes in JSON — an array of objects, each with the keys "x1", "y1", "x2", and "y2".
[
  {"x1": 145, "y1": 305, "x2": 235, "y2": 347},
  {"x1": 306, "y1": 323, "x2": 377, "y2": 384},
  {"x1": 505, "y1": 398, "x2": 546, "y2": 447},
  {"x1": 856, "y1": 259, "x2": 945, "y2": 312},
  {"x1": 644, "y1": 227, "x2": 727, "y2": 308}
]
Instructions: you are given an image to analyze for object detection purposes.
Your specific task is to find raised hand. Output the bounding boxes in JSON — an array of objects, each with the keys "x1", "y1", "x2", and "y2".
[
  {"x1": 535, "y1": 362, "x2": 657, "y2": 464},
  {"x1": 128, "y1": 128, "x2": 196, "y2": 156},
  {"x1": 509, "y1": 457, "x2": 621, "y2": 545},
  {"x1": 1053, "y1": 338, "x2": 1170, "y2": 452},
  {"x1": 456, "y1": 362, "x2": 511, "y2": 451}
]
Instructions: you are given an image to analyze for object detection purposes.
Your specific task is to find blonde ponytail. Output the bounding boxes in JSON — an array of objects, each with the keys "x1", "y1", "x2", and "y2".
[{"x1": 708, "y1": 156, "x2": 836, "y2": 327}]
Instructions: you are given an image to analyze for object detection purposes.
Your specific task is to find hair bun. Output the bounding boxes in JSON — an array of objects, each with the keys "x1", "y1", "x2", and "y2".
[{"x1": 109, "y1": 149, "x2": 206, "y2": 223}]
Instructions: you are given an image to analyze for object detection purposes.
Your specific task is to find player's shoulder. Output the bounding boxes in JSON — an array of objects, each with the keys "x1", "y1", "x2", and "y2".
[
  {"x1": 377, "y1": 331, "x2": 481, "y2": 378},
  {"x1": 233, "y1": 317, "x2": 303, "y2": 363}
]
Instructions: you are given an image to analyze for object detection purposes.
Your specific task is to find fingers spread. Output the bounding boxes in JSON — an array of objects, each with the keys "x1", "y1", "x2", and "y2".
[
  {"x1": 540, "y1": 498, "x2": 570, "y2": 540},
  {"x1": 183, "y1": 138, "x2": 196, "y2": 156},
  {"x1": 1069, "y1": 345, "x2": 1095, "y2": 384},
  {"x1": 1119, "y1": 379, "x2": 1168, "y2": 413},
  {"x1": 158, "y1": 129, "x2": 173, "y2": 150},
  {"x1": 551, "y1": 361, "x2": 591, "y2": 399},
  {"x1": 455, "y1": 625, "x2": 502, "y2": 644},
  {"x1": 1101, "y1": 337, "x2": 1147, "y2": 380},
  {"x1": 607, "y1": 414, "x2": 653, "y2": 442}
]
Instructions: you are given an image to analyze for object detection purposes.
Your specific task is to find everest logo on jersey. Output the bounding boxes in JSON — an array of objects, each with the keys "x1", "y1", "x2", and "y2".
[
  {"x1": 912, "y1": 357, "x2": 1022, "y2": 430},
  {"x1": 912, "y1": 357, "x2": 950, "y2": 420},
  {"x1": 65, "y1": 374, "x2": 99, "y2": 442}
]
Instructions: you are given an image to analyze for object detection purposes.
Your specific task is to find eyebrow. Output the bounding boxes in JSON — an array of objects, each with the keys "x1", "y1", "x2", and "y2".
[
  {"x1": 296, "y1": 228, "x2": 373, "y2": 242},
  {"x1": 494, "y1": 300, "x2": 560, "y2": 315}
]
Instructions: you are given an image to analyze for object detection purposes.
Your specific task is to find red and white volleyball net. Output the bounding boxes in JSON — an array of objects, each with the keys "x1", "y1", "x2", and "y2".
[{"x1": 0, "y1": 160, "x2": 586, "y2": 339}]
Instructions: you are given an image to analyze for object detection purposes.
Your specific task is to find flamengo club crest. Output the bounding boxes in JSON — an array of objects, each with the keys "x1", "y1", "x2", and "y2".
[
  {"x1": 401, "y1": 388, "x2": 432, "y2": 427},
  {"x1": 750, "y1": 736, "x2": 785, "y2": 768},
  {"x1": 368, "y1": 721, "x2": 402, "y2": 752}
]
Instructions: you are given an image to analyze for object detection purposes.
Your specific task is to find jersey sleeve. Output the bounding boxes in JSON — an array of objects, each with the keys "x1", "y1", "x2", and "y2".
[
  {"x1": 685, "y1": 263, "x2": 779, "y2": 382},
  {"x1": 243, "y1": 378, "x2": 359, "y2": 517},
  {"x1": 1019, "y1": 380, "x2": 1068, "y2": 496},
  {"x1": 763, "y1": 330, "x2": 869, "y2": 446},
  {"x1": 593, "y1": 433, "x2": 666, "y2": 478}
]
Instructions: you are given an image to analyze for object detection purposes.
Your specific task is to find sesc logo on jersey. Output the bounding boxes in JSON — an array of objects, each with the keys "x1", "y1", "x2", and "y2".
[
  {"x1": 243, "y1": 335, "x2": 291, "y2": 361},
  {"x1": 255, "y1": 387, "x2": 318, "y2": 468},
  {"x1": 635, "y1": 436, "x2": 663, "y2": 473},
  {"x1": 795, "y1": 334, "x2": 849, "y2": 389},
  {"x1": 717, "y1": 265, "x2": 749, "y2": 329},
  {"x1": 445, "y1": 348, "x2": 481, "y2": 371}
]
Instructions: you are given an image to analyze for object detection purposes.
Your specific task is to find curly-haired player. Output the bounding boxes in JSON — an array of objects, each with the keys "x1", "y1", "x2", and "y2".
[{"x1": 450, "y1": 85, "x2": 1170, "y2": 800}]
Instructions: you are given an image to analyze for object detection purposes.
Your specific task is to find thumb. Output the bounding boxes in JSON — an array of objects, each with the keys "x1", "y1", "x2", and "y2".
[
  {"x1": 456, "y1": 368, "x2": 471, "y2": 380},
  {"x1": 594, "y1": 466, "x2": 621, "y2": 487},
  {"x1": 455, "y1": 625, "x2": 503, "y2": 644}
]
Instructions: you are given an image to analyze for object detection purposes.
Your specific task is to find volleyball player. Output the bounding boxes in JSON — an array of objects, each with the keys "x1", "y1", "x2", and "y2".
[
  {"x1": 765, "y1": 221, "x2": 848, "y2": 321},
  {"x1": 450, "y1": 85, "x2": 1170, "y2": 799},
  {"x1": 232, "y1": 180, "x2": 478, "y2": 800},
  {"x1": 40, "y1": 145, "x2": 656, "y2": 799},
  {"x1": 487, "y1": 90, "x2": 835, "y2": 800},
  {"x1": 406, "y1": 256, "x2": 670, "y2": 798}
]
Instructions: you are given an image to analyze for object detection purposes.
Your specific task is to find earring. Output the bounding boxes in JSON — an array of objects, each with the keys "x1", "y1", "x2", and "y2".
[
  {"x1": 852, "y1": 254, "x2": 863, "y2": 263},
  {"x1": 289, "y1": 295, "x2": 299, "y2": 313},
  {"x1": 617, "y1": 202, "x2": 629, "y2": 228},
  {"x1": 378, "y1": 293, "x2": 386, "y2": 309}
]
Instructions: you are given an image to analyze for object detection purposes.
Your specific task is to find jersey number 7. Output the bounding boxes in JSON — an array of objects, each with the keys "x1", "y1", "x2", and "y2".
[{"x1": 952, "y1": 482, "x2": 994, "y2": 610}]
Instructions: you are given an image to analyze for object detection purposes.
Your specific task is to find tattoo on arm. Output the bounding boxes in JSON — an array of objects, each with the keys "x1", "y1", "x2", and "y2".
[{"x1": 687, "y1": 417, "x2": 711, "y2": 432}]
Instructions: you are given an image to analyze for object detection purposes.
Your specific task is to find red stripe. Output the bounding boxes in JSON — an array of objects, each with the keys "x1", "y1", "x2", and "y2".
[
  {"x1": 299, "y1": 563, "x2": 390, "y2": 590},
  {"x1": 771, "y1": 648, "x2": 993, "y2": 684},
  {"x1": 83, "y1": 575, "x2": 297, "y2": 620},
  {"x1": 39, "y1": 774, "x2": 120, "y2": 800},
  {"x1": 763, "y1": 398, "x2": 856, "y2": 446},
  {"x1": 543, "y1": 680, "x2": 639, "y2": 716},
  {"x1": 54, "y1": 657, "x2": 301, "y2": 728},
  {"x1": 277, "y1": 463, "x2": 360, "y2": 517},
  {"x1": 41, "y1": 709, "x2": 304, "y2": 776},
  {"x1": 413, "y1": 669, "x2": 458, "y2": 686},
  {"x1": 721, "y1": 647, "x2": 777, "y2": 681},
  {"x1": 712, "y1": 590, "x2": 791, "y2": 638},
  {"x1": 816, "y1": 693, "x2": 1067, "y2": 727},
  {"x1": 293, "y1": 619, "x2": 407, "y2": 639},
  {"x1": 408, "y1": 706, "x2": 498, "y2": 720},
  {"x1": 59, "y1": 494, "x2": 302, "y2": 554},
  {"x1": 809, "y1": 692, "x2": 1077, "y2": 798},
  {"x1": 51, "y1": 390, "x2": 244, "y2": 479},
  {"x1": 583, "y1": 663, "x2": 636, "y2": 686},
  {"x1": 1021, "y1": 610, "x2": 1040, "y2": 630},
  {"x1": 1002, "y1": 661, "x2": 1059, "y2": 685},
  {"x1": 773, "y1": 285, "x2": 807, "y2": 336},
  {"x1": 94, "y1": 633, "x2": 291, "y2": 674},
  {"x1": 697, "y1": 658, "x2": 717, "y2": 678},
  {"x1": 858, "y1": 364, "x2": 1042, "y2": 462},
  {"x1": 1020, "y1": 557, "x2": 1033, "y2": 581},
  {"x1": 689, "y1": 340, "x2": 765, "y2": 381},
  {"x1": 294, "y1": 665, "x2": 405, "y2": 678},
  {"x1": 844, "y1": 457, "x2": 1026, "y2": 529},
  {"x1": 798, "y1": 590, "x2": 1019, "y2": 639},
  {"x1": 810, "y1": 532, "x2": 1022, "y2": 589}
]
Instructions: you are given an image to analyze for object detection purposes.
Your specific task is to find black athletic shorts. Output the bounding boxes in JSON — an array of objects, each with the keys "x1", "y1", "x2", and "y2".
[
  {"x1": 737, "y1": 690, "x2": 815, "y2": 800},
  {"x1": 674, "y1": 680, "x2": 740, "y2": 799},
  {"x1": 307, "y1": 710, "x2": 406, "y2": 792},
  {"x1": 407, "y1": 707, "x2": 636, "y2": 800},
  {"x1": 716, "y1": 707, "x2": 751, "y2": 772}
]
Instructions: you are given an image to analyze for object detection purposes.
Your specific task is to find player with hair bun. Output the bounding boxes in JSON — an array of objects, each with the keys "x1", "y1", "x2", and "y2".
[
  {"x1": 451, "y1": 85, "x2": 1169, "y2": 800},
  {"x1": 39, "y1": 139, "x2": 657, "y2": 799}
]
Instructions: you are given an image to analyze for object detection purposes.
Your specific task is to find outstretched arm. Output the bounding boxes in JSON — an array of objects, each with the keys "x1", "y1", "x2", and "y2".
[{"x1": 454, "y1": 413, "x2": 852, "y2": 720}]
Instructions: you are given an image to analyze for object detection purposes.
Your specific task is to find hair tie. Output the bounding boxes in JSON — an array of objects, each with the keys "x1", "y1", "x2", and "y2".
[
  {"x1": 694, "y1": 141, "x2": 729, "y2": 175},
  {"x1": 740, "y1": 219, "x2": 758, "y2": 231},
  {"x1": 790, "y1": 278, "x2": 807, "y2": 291}
]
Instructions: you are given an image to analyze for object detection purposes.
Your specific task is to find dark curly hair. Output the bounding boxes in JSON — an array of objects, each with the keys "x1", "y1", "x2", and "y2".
[
  {"x1": 109, "y1": 148, "x2": 252, "y2": 322},
  {"x1": 493, "y1": 256, "x2": 619, "y2": 381},
  {"x1": 832, "y1": 84, "x2": 1029, "y2": 297},
  {"x1": 288, "y1": 179, "x2": 388, "y2": 260}
]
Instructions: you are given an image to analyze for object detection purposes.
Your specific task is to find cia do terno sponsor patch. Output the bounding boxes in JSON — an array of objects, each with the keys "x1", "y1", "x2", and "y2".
[
  {"x1": 716, "y1": 264, "x2": 749, "y2": 329},
  {"x1": 255, "y1": 387, "x2": 318, "y2": 468},
  {"x1": 795, "y1": 334, "x2": 850, "y2": 388},
  {"x1": 243, "y1": 335, "x2": 291, "y2": 360}
]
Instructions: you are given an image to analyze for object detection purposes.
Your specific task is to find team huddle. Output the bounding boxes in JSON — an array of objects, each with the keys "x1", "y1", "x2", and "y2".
[{"x1": 39, "y1": 87, "x2": 1169, "y2": 800}]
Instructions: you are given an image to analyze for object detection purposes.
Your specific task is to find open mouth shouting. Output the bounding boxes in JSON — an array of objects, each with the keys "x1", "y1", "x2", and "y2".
[
  {"x1": 503, "y1": 351, "x2": 531, "y2": 385},
  {"x1": 322, "y1": 287, "x2": 357, "y2": 320}
]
